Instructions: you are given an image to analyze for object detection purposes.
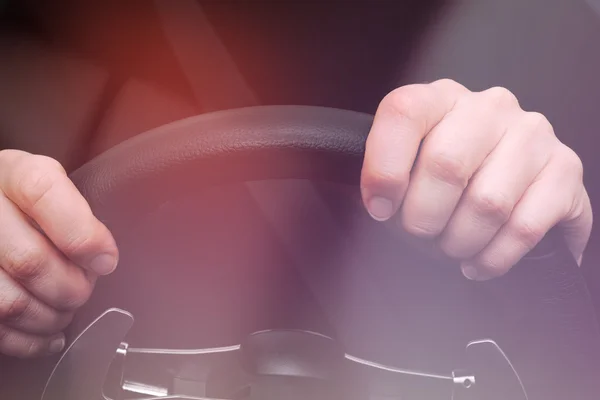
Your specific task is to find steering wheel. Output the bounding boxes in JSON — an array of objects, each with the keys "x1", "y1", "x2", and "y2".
[{"x1": 39, "y1": 106, "x2": 600, "y2": 400}]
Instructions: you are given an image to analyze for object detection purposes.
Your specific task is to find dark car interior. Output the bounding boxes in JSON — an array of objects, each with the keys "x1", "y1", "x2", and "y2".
[
  {"x1": 0, "y1": 0, "x2": 444, "y2": 169},
  {"x1": 2, "y1": 1, "x2": 600, "y2": 399}
]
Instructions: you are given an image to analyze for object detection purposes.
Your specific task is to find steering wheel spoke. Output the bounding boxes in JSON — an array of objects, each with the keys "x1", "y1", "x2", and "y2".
[
  {"x1": 132, "y1": 396, "x2": 227, "y2": 400},
  {"x1": 116, "y1": 345, "x2": 241, "y2": 399},
  {"x1": 41, "y1": 308, "x2": 530, "y2": 400}
]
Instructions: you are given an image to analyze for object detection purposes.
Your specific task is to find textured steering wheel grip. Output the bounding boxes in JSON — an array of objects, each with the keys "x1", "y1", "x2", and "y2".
[
  {"x1": 70, "y1": 106, "x2": 600, "y2": 399},
  {"x1": 71, "y1": 106, "x2": 369, "y2": 229}
]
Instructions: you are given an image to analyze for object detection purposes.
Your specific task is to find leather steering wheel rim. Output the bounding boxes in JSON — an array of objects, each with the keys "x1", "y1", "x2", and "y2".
[
  {"x1": 71, "y1": 105, "x2": 369, "y2": 230},
  {"x1": 70, "y1": 105, "x2": 600, "y2": 400}
]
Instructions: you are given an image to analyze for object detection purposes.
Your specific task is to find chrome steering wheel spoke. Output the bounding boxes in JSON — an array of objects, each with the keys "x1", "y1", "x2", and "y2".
[{"x1": 41, "y1": 308, "x2": 528, "y2": 400}]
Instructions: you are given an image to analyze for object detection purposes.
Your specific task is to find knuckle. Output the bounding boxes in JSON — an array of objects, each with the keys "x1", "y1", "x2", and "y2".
[
  {"x1": 522, "y1": 112, "x2": 554, "y2": 137},
  {"x1": 556, "y1": 144, "x2": 584, "y2": 180},
  {"x1": 0, "y1": 149, "x2": 18, "y2": 162},
  {"x1": 23, "y1": 154, "x2": 64, "y2": 173},
  {"x1": 364, "y1": 166, "x2": 410, "y2": 193},
  {"x1": 433, "y1": 78, "x2": 467, "y2": 93},
  {"x1": 13, "y1": 160, "x2": 62, "y2": 211},
  {"x1": 0, "y1": 289, "x2": 32, "y2": 322},
  {"x1": 0, "y1": 149, "x2": 29, "y2": 167},
  {"x1": 402, "y1": 219, "x2": 443, "y2": 239},
  {"x1": 22, "y1": 340, "x2": 41, "y2": 358},
  {"x1": 20, "y1": 337, "x2": 46, "y2": 358},
  {"x1": 509, "y1": 218, "x2": 546, "y2": 250},
  {"x1": 381, "y1": 86, "x2": 426, "y2": 122},
  {"x1": 422, "y1": 149, "x2": 470, "y2": 188},
  {"x1": 4, "y1": 246, "x2": 47, "y2": 284},
  {"x1": 61, "y1": 230, "x2": 95, "y2": 257},
  {"x1": 483, "y1": 86, "x2": 519, "y2": 107},
  {"x1": 59, "y1": 279, "x2": 93, "y2": 311},
  {"x1": 434, "y1": 78, "x2": 458, "y2": 86},
  {"x1": 477, "y1": 258, "x2": 510, "y2": 277},
  {"x1": 0, "y1": 326, "x2": 49, "y2": 358},
  {"x1": 469, "y1": 189, "x2": 513, "y2": 223},
  {"x1": 0, "y1": 327, "x2": 40, "y2": 358}
]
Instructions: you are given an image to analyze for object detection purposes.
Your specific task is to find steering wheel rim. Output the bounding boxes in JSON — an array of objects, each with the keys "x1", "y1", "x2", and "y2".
[
  {"x1": 71, "y1": 105, "x2": 369, "y2": 233},
  {"x1": 69, "y1": 105, "x2": 600, "y2": 400}
]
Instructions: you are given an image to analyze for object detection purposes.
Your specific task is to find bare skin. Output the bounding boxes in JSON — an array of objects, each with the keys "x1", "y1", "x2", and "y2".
[
  {"x1": 361, "y1": 79, "x2": 591, "y2": 280},
  {"x1": 0, "y1": 149, "x2": 118, "y2": 357},
  {"x1": 0, "y1": 79, "x2": 592, "y2": 357}
]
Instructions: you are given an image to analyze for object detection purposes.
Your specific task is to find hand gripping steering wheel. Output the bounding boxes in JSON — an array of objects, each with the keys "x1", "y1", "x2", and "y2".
[{"x1": 40, "y1": 106, "x2": 600, "y2": 400}]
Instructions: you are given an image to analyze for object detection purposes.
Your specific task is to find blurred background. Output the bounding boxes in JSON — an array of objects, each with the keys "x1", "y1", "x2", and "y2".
[{"x1": 0, "y1": 0, "x2": 443, "y2": 170}]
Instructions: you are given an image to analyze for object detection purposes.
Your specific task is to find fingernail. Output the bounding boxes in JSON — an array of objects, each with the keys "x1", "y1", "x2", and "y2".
[
  {"x1": 49, "y1": 336, "x2": 65, "y2": 354},
  {"x1": 367, "y1": 196, "x2": 394, "y2": 221},
  {"x1": 461, "y1": 263, "x2": 492, "y2": 281},
  {"x1": 89, "y1": 253, "x2": 118, "y2": 275},
  {"x1": 461, "y1": 264, "x2": 479, "y2": 281}
]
